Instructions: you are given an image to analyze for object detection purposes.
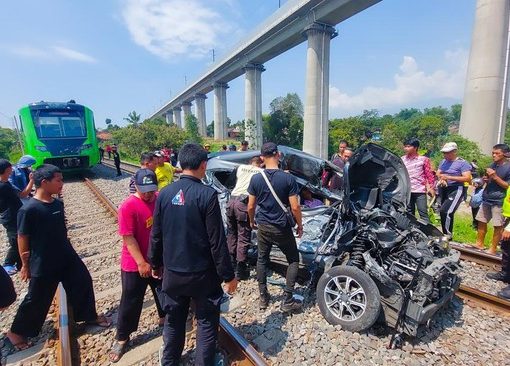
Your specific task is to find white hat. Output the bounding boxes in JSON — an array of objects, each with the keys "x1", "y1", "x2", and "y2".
[{"x1": 441, "y1": 142, "x2": 458, "y2": 153}]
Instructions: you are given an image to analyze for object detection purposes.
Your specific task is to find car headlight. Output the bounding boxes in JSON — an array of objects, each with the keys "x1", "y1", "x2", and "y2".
[{"x1": 297, "y1": 240, "x2": 316, "y2": 254}]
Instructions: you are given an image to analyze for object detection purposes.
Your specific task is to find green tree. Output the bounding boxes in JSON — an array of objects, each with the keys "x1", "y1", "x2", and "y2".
[
  {"x1": 264, "y1": 94, "x2": 304, "y2": 148},
  {"x1": 124, "y1": 111, "x2": 141, "y2": 126},
  {"x1": 206, "y1": 122, "x2": 214, "y2": 137},
  {"x1": 269, "y1": 93, "x2": 304, "y2": 117},
  {"x1": 184, "y1": 115, "x2": 202, "y2": 144},
  {"x1": 0, "y1": 128, "x2": 18, "y2": 159}
]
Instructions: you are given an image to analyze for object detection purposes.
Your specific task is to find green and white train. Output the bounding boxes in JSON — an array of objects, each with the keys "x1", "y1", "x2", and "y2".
[{"x1": 18, "y1": 100, "x2": 100, "y2": 170}]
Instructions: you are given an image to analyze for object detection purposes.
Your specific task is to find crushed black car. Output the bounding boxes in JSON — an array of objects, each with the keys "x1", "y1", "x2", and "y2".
[{"x1": 205, "y1": 144, "x2": 461, "y2": 337}]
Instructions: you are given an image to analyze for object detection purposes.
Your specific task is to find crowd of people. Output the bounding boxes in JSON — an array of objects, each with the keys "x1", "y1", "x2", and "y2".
[{"x1": 2, "y1": 136, "x2": 510, "y2": 364}]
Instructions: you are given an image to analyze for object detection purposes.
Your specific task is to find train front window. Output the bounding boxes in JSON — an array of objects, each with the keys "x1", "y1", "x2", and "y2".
[{"x1": 33, "y1": 110, "x2": 86, "y2": 138}]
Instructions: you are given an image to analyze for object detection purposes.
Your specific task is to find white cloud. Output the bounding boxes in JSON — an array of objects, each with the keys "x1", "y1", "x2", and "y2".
[
  {"x1": 7, "y1": 45, "x2": 97, "y2": 63},
  {"x1": 329, "y1": 49, "x2": 468, "y2": 114},
  {"x1": 122, "y1": 0, "x2": 235, "y2": 59},
  {"x1": 53, "y1": 46, "x2": 97, "y2": 63}
]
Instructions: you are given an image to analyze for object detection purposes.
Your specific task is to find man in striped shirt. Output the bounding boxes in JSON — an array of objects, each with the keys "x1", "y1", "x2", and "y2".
[{"x1": 401, "y1": 139, "x2": 435, "y2": 223}]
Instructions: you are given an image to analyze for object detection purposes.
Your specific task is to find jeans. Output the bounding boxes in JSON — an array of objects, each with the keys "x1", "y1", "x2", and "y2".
[
  {"x1": 408, "y1": 193, "x2": 429, "y2": 223},
  {"x1": 256, "y1": 224, "x2": 299, "y2": 296}
]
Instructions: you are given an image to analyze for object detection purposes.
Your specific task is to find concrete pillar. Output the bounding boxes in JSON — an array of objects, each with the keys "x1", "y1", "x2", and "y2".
[
  {"x1": 182, "y1": 101, "x2": 192, "y2": 122},
  {"x1": 244, "y1": 63, "x2": 265, "y2": 149},
  {"x1": 459, "y1": 0, "x2": 510, "y2": 154},
  {"x1": 173, "y1": 106, "x2": 182, "y2": 128},
  {"x1": 214, "y1": 82, "x2": 228, "y2": 140},
  {"x1": 302, "y1": 23, "x2": 337, "y2": 159},
  {"x1": 165, "y1": 111, "x2": 173, "y2": 125},
  {"x1": 195, "y1": 93, "x2": 207, "y2": 136}
]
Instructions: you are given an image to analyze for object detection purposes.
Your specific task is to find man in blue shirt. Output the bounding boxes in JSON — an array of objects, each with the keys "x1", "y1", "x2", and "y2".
[
  {"x1": 8, "y1": 155, "x2": 35, "y2": 203},
  {"x1": 248, "y1": 142, "x2": 303, "y2": 312},
  {"x1": 437, "y1": 142, "x2": 472, "y2": 237}
]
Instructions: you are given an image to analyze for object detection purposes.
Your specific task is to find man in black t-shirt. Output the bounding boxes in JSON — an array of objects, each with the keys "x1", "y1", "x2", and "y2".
[
  {"x1": 113, "y1": 145, "x2": 122, "y2": 176},
  {"x1": 247, "y1": 142, "x2": 303, "y2": 312},
  {"x1": 4, "y1": 164, "x2": 110, "y2": 352},
  {"x1": 0, "y1": 159, "x2": 25, "y2": 275},
  {"x1": 475, "y1": 144, "x2": 510, "y2": 254}
]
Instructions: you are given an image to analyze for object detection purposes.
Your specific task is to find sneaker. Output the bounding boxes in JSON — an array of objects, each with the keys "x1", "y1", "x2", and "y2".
[
  {"x1": 486, "y1": 271, "x2": 510, "y2": 283},
  {"x1": 3, "y1": 265, "x2": 17, "y2": 275},
  {"x1": 259, "y1": 292, "x2": 270, "y2": 310},
  {"x1": 281, "y1": 298, "x2": 303, "y2": 313},
  {"x1": 497, "y1": 285, "x2": 510, "y2": 300}
]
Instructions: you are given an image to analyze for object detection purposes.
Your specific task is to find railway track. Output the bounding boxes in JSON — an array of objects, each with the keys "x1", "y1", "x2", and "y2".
[
  {"x1": 100, "y1": 158, "x2": 139, "y2": 175},
  {"x1": 448, "y1": 243, "x2": 510, "y2": 314},
  {"x1": 79, "y1": 177, "x2": 267, "y2": 366},
  {"x1": 96, "y1": 161, "x2": 510, "y2": 318}
]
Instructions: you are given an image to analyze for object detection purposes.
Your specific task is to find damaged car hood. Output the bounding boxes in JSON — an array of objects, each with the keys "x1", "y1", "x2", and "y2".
[{"x1": 346, "y1": 143, "x2": 411, "y2": 207}]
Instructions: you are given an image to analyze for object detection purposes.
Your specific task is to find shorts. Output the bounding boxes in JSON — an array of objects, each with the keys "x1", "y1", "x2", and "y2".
[{"x1": 475, "y1": 203, "x2": 504, "y2": 226}]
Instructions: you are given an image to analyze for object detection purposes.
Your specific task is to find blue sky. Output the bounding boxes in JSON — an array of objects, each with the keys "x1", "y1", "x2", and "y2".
[{"x1": 0, "y1": 0, "x2": 476, "y2": 129}]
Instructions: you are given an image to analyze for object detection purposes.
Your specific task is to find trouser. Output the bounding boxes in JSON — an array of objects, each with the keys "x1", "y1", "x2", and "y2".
[
  {"x1": 3, "y1": 223, "x2": 20, "y2": 269},
  {"x1": 108, "y1": 151, "x2": 111, "y2": 159},
  {"x1": 471, "y1": 207, "x2": 480, "y2": 228},
  {"x1": 0, "y1": 266, "x2": 16, "y2": 308},
  {"x1": 439, "y1": 186, "x2": 465, "y2": 236},
  {"x1": 256, "y1": 224, "x2": 299, "y2": 296},
  {"x1": 159, "y1": 269, "x2": 223, "y2": 366},
  {"x1": 501, "y1": 218, "x2": 510, "y2": 276},
  {"x1": 116, "y1": 270, "x2": 165, "y2": 341},
  {"x1": 408, "y1": 193, "x2": 429, "y2": 223},
  {"x1": 226, "y1": 198, "x2": 251, "y2": 263},
  {"x1": 115, "y1": 162, "x2": 121, "y2": 175},
  {"x1": 11, "y1": 258, "x2": 97, "y2": 337}
]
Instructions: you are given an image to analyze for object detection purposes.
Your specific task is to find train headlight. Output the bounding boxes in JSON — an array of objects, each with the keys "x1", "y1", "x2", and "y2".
[
  {"x1": 35, "y1": 146, "x2": 48, "y2": 152},
  {"x1": 80, "y1": 144, "x2": 92, "y2": 151}
]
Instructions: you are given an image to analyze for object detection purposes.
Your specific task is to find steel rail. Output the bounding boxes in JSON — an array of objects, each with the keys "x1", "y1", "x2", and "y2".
[
  {"x1": 82, "y1": 177, "x2": 267, "y2": 365},
  {"x1": 457, "y1": 284, "x2": 510, "y2": 315},
  {"x1": 56, "y1": 283, "x2": 72, "y2": 366},
  {"x1": 451, "y1": 243, "x2": 502, "y2": 268},
  {"x1": 100, "y1": 158, "x2": 139, "y2": 174}
]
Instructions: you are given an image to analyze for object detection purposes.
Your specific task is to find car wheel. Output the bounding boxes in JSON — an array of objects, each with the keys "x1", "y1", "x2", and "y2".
[{"x1": 317, "y1": 265, "x2": 381, "y2": 332}]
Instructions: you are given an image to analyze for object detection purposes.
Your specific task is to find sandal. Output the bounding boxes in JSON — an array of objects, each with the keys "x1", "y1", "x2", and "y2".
[
  {"x1": 85, "y1": 314, "x2": 111, "y2": 328},
  {"x1": 1, "y1": 336, "x2": 32, "y2": 357},
  {"x1": 109, "y1": 340, "x2": 129, "y2": 363}
]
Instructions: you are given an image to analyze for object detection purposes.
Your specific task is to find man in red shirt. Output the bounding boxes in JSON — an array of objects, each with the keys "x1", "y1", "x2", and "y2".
[{"x1": 109, "y1": 169, "x2": 165, "y2": 363}]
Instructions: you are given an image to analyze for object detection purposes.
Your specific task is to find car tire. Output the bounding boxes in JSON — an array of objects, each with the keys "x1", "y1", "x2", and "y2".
[{"x1": 317, "y1": 265, "x2": 381, "y2": 332}]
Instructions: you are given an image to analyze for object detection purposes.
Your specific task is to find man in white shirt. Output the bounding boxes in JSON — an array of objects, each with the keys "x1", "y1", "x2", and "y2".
[{"x1": 226, "y1": 156, "x2": 262, "y2": 280}]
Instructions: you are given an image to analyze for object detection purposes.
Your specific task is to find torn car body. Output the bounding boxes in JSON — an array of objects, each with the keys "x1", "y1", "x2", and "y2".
[{"x1": 205, "y1": 144, "x2": 461, "y2": 336}]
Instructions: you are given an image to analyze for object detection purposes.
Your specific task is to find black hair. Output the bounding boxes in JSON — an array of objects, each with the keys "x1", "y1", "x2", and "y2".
[
  {"x1": 178, "y1": 143, "x2": 208, "y2": 170},
  {"x1": 339, "y1": 140, "x2": 348, "y2": 146},
  {"x1": 250, "y1": 156, "x2": 262, "y2": 165},
  {"x1": 404, "y1": 138, "x2": 420, "y2": 148},
  {"x1": 241, "y1": 140, "x2": 248, "y2": 145},
  {"x1": 493, "y1": 144, "x2": 510, "y2": 154},
  {"x1": 33, "y1": 164, "x2": 61, "y2": 187},
  {"x1": 140, "y1": 152, "x2": 156, "y2": 164},
  {"x1": 0, "y1": 159, "x2": 12, "y2": 175}
]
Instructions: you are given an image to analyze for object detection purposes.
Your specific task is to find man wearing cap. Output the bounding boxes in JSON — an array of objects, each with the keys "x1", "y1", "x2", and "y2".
[
  {"x1": 204, "y1": 143, "x2": 211, "y2": 153},
  {"x1": 240, "y1": 140, "x2": 249, "y2": 151},
  {"x1": 401, "y1": 138, "x2": 435, "y2": 223},
  {"x1": 154, "y1": 151, "x2": 181, "y2": 191},
  {"x1": 109, "y1": 168, "x2": 165, "y2": 362},
  {"x1": 437, "y1": 142, "x2": 472, "y2": 237},
  {"x1": 128, "y1": 152, "x2": 157, "y2": 194},
  {"x1": 475, "y1": 144, "x2": 510, "y2": 254},
  {"x1": 9, "y1": 155, "x2": 36, "y2": 203},
  {"x1": 0, "y1": 159, "x2": 26, "y2": 275},
  {"x1": 247, "y1": 142, "x2": 303, "y2": 312},
  {"x1": 149, "y1": 143, "x2": 237, "y2": 366}
]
